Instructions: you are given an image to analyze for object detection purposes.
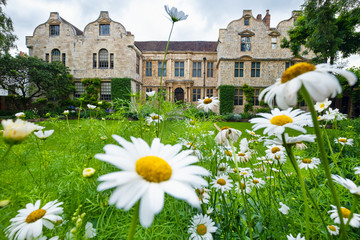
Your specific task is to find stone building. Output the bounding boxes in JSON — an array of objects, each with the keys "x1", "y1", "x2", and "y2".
[{"x1": 26, "y1": 9, "x2": 313, "y2": 113}]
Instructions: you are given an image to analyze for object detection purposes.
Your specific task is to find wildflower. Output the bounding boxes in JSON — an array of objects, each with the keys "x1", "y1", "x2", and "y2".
[
  {"x1": 331, "y1": 174, "x2": 360, "y2": 196},
  {"x1": 2, "y1": 119, "x2": 43, "y2": 145},
  {"x1": 87, "y1": 104, "x2": 96, "y2": 109},
  {"x1": 328, "y1": 205, "x2": 360, "y2": 228},
  {"x1": 287, "y1": 233, "x2": 305, "y2": 240},
  {"x1": 206, "y1": 207, "x2": 214, "y2": 215},
  {"x1": 314, "y1": 98, "x2": 332, "y2": 113},
  {"x1": 196, "y1": 188, "x2": 211, "y2": 204},
  {"x1": 63, "y1": 110, "x2": 69, "y2": 115},
  {"x1": 264, "y1": 133, "x2": 316, "y2": 146},
  {"x1": 327, "y1": 225, "x2": 339, "y2": 235},
  {"x1": 0, "y1": 199, "x2": 10, "y2": 207},
  {"x1": 246, "y1": 129, "x2": 259, "y2": 137},
  {"x1": 250, "y1": 177, "x2": 265, "y2": 189},
  {"x1": 295, "y1": 142, "x2": 308, "y2": 150},
  {"x1": 217, "y1": 162, "x2": 230, "y2": 175},
  {"x1": 146, "y1": 91, "x2": 156, "y2": 97},
  {"x1": 355, "y1": 166, "x2": 360, "y2": 176},
  {"x1": 15, "y1": 112, "x2": 25, "y2": 118},
  {"x1": 100, "y1": 136, "x2": 107, "y2": 140},
  {"x1": 334, "y1": 137, "x2": 353, "y2": 146},
  {"x1": 259, "y1": 62, "x2": 357, "y2": 109},
  {"x1": 215, "y1": 125, "x2": 242, "y2": 146},
  {"x1": 238, "y1": 168, "x2": 253, "y2": 178},
  {"x1": 98, "y1": 101, "x2": 102, "y2": 105},
  {"x1": 145, "y1": 113, "x2": 163, "y2": 125},
  {"x1": 323, "y1": 108, "x2": 347, "y2": 121},
  {"x1": 83, "y1": 168, "x2": 96, "y2": 178},
  {"x1": 84, "y1": 222, "x2": 96, "y2": 239},
  {"x1": 6, "y1": 200, "x2": 63, "y2": 240},
  {"x1": 211, "y1": 174, "x2": 233, "y2": 193},
  {"x1": 188, "y1": 213, "x2": 217, "y2": 240},
  {"x1": 265, "y1": 145, "x2": 286, "y2": 162},
  {"x1": 298, "y1": 157, "x2": 321, "y2": 170},
  {"x1": 197, "y1": 97, "x2": 219, "y2": 112},
  {"x1": 235, "y1": 181, "x2": 252, "y2": 194},
  {"x1": 101, "y1": 118, "x2": 105, "y2": 121},
  {"x1": 239, "y1": 138, "x2": 249, "y2": 152},
  {"x1": 235, "y1": 151, "x2": 252, "y2": 163},
  {"x1": 165, "y1": 5, "x2": 188, "y2": 23},
  {"x1": 250, "y1": 108, "x2": 312, "y2": 136},
  {"x1": 95, "y1": 136, "x2": 209, "y2": 227},
  {"x1": 34, "y1": 129, "x2": 54, "y2": 140},
  {"x1": 279, "y1": 202, "x2": 290, "y2": 215}
]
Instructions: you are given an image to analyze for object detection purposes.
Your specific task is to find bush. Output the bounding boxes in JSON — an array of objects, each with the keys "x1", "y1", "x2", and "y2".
[
  {"x1": 219, "y1": 85, "x2": 235, "y2": 115},
  {"x1": 111, "y1": 78, "x2": 132, "y2": 102},
  {"x1": 222, "y1": 113, "x2": 242, "y2": 122}
]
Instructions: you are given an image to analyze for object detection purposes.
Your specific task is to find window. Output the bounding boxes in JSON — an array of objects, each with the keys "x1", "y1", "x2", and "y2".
[
  {"x1": 136, "y1": 54, "x2": 140, "y2": 74},
  {"x1": 51, "y1": 49, "x2": 60, "y2": 62},
  {"x1": 99, "y1": 49, "x2": 108, "y2": 68},
  {"x1": 271, "y1": 37, "x2": 277, "y2": 49},
  {"x1": 207, "y1": 62, "x2": 214, "y2": 77},
  {"x1": 241, "y1": 37, "x2": 251, "y2": 51},
  {"x1": 62, "y1": 53, "x2": 66, "y2": 65},
  {"x1": 175, "y1": 61, "x2": 184, "y2": 77},
  {"x1": 234, "y1": 62, "x2": 244, "y2": 77},
  {"x1": 146, "y1": 88, "x2": 153, "y2": 92},
  {"x1": 285, "y1": 62, "x2": 294, "y2": 70},
  {"x1": 136, "y1": 84, "x2": 140, "y2": 93},
  {"x1": 100, "y1": 82, "x2": 111, "y2": 101},
  {"x1": 206, "y1": 89, "x2": 213, "y2": 98},
  {"x1": 253, "y1": 89, "x2": 260, "y2": 106},
  {"x1": 192, "y1": 62, "x2": 202, "y2": 77},
  {"x1": 49, "y1": 25, "x2": 60, "y2": 36},
  {"x1": 146, "y1": 61, "x2": 152, "y2": 76},
  {"x1": 192, "y1": 88, "x2": 201, "y2": 102},
  {"x1": 234, "y1": 88, "x2": 243, "y2": 106},
  {"x1": 244, "y1": 18, "x2": 250, "y2": 26},
  {"x1": 110, "y1": 54, "x2": 114, "y2": 69},
  {"x1": 74, "y1": 82, "x2": 85, "y2": 98},
  {"x1": 45, "y1": 54, "x2": 49, "y2": 63},
  {"x1": 99, "y1": 24, "x2": 110, "y2": 35},
  {"x1": 158, "y1": 61, "x2": 167, "y2": 77},
  {"x1": 93, "y1": 53, "x2": 97, "y2": 68},
  {"x1": 251, "y1": 62, "x2": 260, "y2": 77}
]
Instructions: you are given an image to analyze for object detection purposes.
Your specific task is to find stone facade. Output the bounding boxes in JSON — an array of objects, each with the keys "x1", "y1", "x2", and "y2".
[{"x1": 26, "y1": 10, "x2": 313, "y2": 112}]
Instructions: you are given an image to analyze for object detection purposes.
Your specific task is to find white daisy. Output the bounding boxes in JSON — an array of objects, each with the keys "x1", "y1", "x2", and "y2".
[
  {"x1": 279, "y1": 202, "x2": 290, "y2": 215},
  {"x1": 95, "y1": 136, "x2": 209, "y2": 227},
  {"x1": 332, "y1": 174, "x2": 360, "y2": 196},
  {"x1": 6, "y1": 200, "x2": 63, "y2": 240},
  {"x1": 83, "y1": 168, "x2": 96, "y2": 178},
  {"x1": 314, "y1": 98, "x2": 332, "y2": 113},
  {"x1": 235, "y1": 151, "x2": 252, "y2": 163},
  {"x1": 295, "y1": 142, "x2": 308, "y2": 150},
  {"x1": 84, "y1": 222, "x2": 96, "y2": 239},
  {"x1": 164, "y1": 5, "x2": 188, "y2": 23},
  {"x1": 238, "y1": 168, "x2": 253, "y2": 179},
  {"x1": 188, "y1": 213, "x2": 217, "y2": 240},
  {"x1": 327, "y1": 225, "x2": 339, "y2": 235},
  {"x1": 87, "y1": 104, "x2": 96, "y2": 109},
  {"x1": 2, "y1": 119, "x2": 44, "y2": 145},
  {"x1": 264, "y1": 133, "x2": 316, "y2": 146},
  {"x1": 235, "y1": 181, "x2": 252, "y2": 194},
  {"x1": 217, "y1": 162, "x2": 230, "y2": 175},
  {"x1": 239, "y1": 138, "x2": 250, "y2": 152},
  {"x1": 287, "y1": 233, "x2": 305, "y2": 240},
  {"x1": 195, "y1": 188, "x2": 211, "y2": 204},
  {"x1": 334, "y1": 137, "x2": 353, "y2": 146},
  {"x1": 34, "y1": 130, "x2": 54, "y2": 140},
  {"x1": 245, "y1": 129, "x2": 260, "y2": 137},
  {"x1": 249, "y1": 108, "x2": 312, "y2": 136},
  {"x1": 215, "y1": 125, "x2": 242, "y2": 146},
  {"x1": 328, "y1": 205, "x2": 360, "y2": 228},
  {"x1": 250, "y1": 177, "x2": 265, "y2": 189},
  {"x1": 15, "y1": 112, "x2": 25, "y2": 118},
  {"x1": 265, "y1": 145, "x2": 286, "y2": 162},
  {"x1": 259, "y1": 62, "x2": 357, "y2": 109},
  {"x1": 63, "y1": 110, "x2": 69, "y2": 115},
  {"x1": 197, "y1": 97, "x2": 219, "y2": 112},
  {"x1": 323, "y1": 108, "x2": 347, "y2": 121},
  {"x1": 355, "y1": 166, "x2": 360, "y2": 176},
  {"x1": 298, "y1": 157, "x2": 321, "y2": 170},
  {"x1": 145, "y1": 113, "x2": 163, "y2": 125},
  {"x1": 211, "y1": 174, "x2": 233, "y2": 193}
]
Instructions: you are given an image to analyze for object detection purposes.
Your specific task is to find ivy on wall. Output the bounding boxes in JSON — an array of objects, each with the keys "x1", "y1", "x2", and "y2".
[
  {"x1": 81, "y1": 78, "x2": 101, "y2": 103},
  {"x1": 242, "y1": 84, "x2": 254, "y2": 113},
  {"x1": 219, "y1": 85, "x2": 235, "y2": 115},
  {"x1": 111, "y1": 78, "x2": 132, "y2": 102}
]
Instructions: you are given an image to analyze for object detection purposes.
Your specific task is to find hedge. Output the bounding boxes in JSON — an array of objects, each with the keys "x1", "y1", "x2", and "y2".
[
  {"x1": 111, "y1": 78, "x2": 132, "y2": 102},
  {"x1": 219, "y1": 85, "x2": 235, "y2": 115}
]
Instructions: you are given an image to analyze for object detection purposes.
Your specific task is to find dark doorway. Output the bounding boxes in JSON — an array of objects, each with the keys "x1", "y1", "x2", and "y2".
[{"x1": 174, "y1": 88, "x2": 184, "y2": 102}]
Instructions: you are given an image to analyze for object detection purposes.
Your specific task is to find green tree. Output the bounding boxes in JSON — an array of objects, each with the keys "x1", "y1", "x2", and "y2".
[
  {"x1": 281, "y1": 0, "x2": 360, "y2": 64},
  {"x1": 0, "y1": 0, "x2": 17, "y2": 55},
  {"x1": 0, "y1": 54, "x2": 74, "y2": 109}
]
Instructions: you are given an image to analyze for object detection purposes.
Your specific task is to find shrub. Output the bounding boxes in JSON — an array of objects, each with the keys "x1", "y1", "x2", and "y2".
[
  {"x1": 219, "y1": 85, "x2": 234, "y2": 115},
  {"x1": 111, "y1": 78, "x2": 132, "y2": 102},
  {"x1": 81, "y1": 78, "x2": 101, "y2": 103},
  {"x1": 242, "y1": 84, "x2": 254, "y2": 113}
]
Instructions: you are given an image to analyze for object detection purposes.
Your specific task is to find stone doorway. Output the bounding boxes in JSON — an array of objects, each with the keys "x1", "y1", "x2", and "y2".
[{"x1": 174, "y1": 87, "x2": 184, "y2": 102}]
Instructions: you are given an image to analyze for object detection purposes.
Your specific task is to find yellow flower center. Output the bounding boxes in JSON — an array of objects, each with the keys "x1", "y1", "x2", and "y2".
[
  {"x1": 250, "y1": 132, "x2": 255, "y2": 135},
  {"x1": 328, "y1": 225, "x2": 336, "y2": 232},
  {"x1": 253, "y1": 179, "x2": 259, "y2": 184},
  {"x1": 25, "y1": 209, "x2": 46, "y2": 223},
  {"x1": 241, "y1": 172, "x2": 248, "y2": 175},
  {"x1": 281, "y1": 62, "x2": 316, "y2": 84},
  {"x1": 217, "y1": 178, "x2": 226, "y2": 185},
  {"x1": 320, "y1": 103, "x2": 325, "y2": 109},
  {"x1": 240, "y1": 183, "x2": 246, "y2": 189},
  {"x1": 152, "y1": 115, "x2": 159, "y2": 120},
  {"x1": 271, "y1": 147, "x2": 281, "y2": 153},
  {"x1": 270, "y1": 115, "x2": 293, "y2": 126},
  {"x1": 189, "y1": 120, "x2": 195, "y2": 125},
  {"x1": 225, "y1": 150, "x2": 232, "y2": 157},
  {"x1": 218, "y1": 167, "x2": 226, "y2": 171},
  {"x1": 238, "y1": 152, "x2": 245, "y2": 156},
  {"x1": 136, "y1": 156, "x2": 172, "y2": 183},
  {"x1": 196, "y1": 224, "x2": 207, "y2": 235},
  {"x1": 341, "y1": 207, "x2": 351, "y2": 218},
  {"x1": 339, "y1": 138, "x2": 347, "y2": 143},
  {"x1": 221, "y1": 126, "x2": 230, "y2": 130},
  {"x1": 302, "y1": 158, "x2": 312, "y2": 164},
  {"x1": 203, "y1": 98, "x2": 212, "y2": 104},
  {"x1": 187, "y1": 142, "x2": 197, "y2": 149}
]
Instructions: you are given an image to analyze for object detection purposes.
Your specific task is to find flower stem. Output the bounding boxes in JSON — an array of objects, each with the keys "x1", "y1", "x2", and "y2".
[
  {"x1": 127, "y1": 202, "x2": 140, "y2": 240},
  {"x1": 299, "y1": 85, "x2": 346, "y2": 239}
]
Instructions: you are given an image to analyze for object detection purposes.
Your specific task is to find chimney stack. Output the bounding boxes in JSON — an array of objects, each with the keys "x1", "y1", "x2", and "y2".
[
  {"x1": 262, "y1": 10, "x2": 270, "y2": 28},
  {"x1": 257, "y1": 14, "x2": 262, "y2": 20}
]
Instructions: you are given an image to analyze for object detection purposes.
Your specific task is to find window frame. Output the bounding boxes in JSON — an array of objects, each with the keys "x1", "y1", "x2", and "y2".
[
  {"x1": 192, "y1": 88, "x2": 201, "y2": 102},
  {"x1": 253, "y1": 88, "x2": 261, "y2": 106},
  {"x1": 49, "y1": 25, "x2": 60, "y2": 36},
  {"x1": 192, "y1": 62, "x2": 202, "y2": 78},
  {"x1": 99, "y1": 24, "x2": 110, "y2": 36},
  {"x1": 98, "y1": 49, "x2": 109, "y2": 69},
  {"x1": 158, "y1": 61, "x2": 167, "y2": 77},
  {"x1": 207, "y1": 62, "x2": 214, "y2": 77},
  {"x1": 241, "y1": 36, "x2": 251, "y2": 52},
  {"x1": 234, "y1": 62, "x2": 244, "y2": 77},
  {"x1": 234, "y1": 88, "x2": 244, "y2": 106},
  {"x1": 271, "y1": 37, "x2": 277, "y2": 49},
  {"x1": 251, "y1": 62, "x2": 261, "y2": 77},
  {"x1": 100, "y1": 82, "x2": 111, "y2": 101},
  {"x1": 51, "y1": 49, "x2": 61, "y2": 62},
  {"x1": 175, "y1": 61, "x2": 185, "y2": 77},
  {"x1": 136, "y1": 54, "x2": 140, "y2": 74},
  {"x1": 244, "y1": 18, "x2": 250, "y2": 26},
  {"x1": 62, "y1": 53, "x2": 66, "y2": 65},
  {"x1": 145, "y1": 61, "x2": 152, "y2": 77},
  {"x1": 74, "y1": 82, "x2": 85, "y2": 98}
]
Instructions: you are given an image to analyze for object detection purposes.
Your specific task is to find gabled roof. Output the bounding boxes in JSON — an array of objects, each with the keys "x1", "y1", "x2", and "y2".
[
  {"x1": 135, "y1": 41, "x2": 217, "y2": 52},
  {"x1": 60, "y1": 17, "x2": 83, "y2": 35}
]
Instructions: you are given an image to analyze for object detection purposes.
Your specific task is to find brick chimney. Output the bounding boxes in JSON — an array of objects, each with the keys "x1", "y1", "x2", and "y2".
[
  {"x1": 257, "y1": 14, "x2": 262, "y2": 20},
  {"x1": 262, "y1": 10, "x2": 270, "y2": 28}
]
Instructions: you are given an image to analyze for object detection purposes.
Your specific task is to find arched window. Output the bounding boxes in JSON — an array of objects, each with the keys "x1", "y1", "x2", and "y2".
[
  {"x1": 51, "y1": 49, "x2": 60, "y2": 62},
  {"x1": 99, "y1": 49, "x2": 108, "y2": 68}
]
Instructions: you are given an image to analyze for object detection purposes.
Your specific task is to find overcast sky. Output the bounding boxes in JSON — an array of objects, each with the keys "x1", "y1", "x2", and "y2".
[{"x1": 3, "y1": 0, "x2": 360, "y2": 67}]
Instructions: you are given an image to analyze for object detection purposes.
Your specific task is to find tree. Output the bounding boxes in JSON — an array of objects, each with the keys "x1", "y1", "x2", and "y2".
[
  {"x1": 0, "y1": 54, "x2": 74, "y2": 109},
  {"x1": 281, "y1": 0, "x2": 360, "y2": 64},
  {"x1": 0, "y1": 0, "x2": 17, "y2": 55}
]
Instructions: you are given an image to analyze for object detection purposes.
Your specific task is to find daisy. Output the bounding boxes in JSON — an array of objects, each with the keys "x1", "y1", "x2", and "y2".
[
  {"x1": 287, "y1": 233, "x2": 305, "y2": 240},
  {"x1": 6, "y1": 200, "x2": 63, "y2": 240},
  {"x1": 323, "y1": 108, "x2": 347, "y2": 121},
  {"x1": 34, "y1": 130, "x2": 54, "y2": 140},
  {"x1": 295, "y1": 141, "x2": 308, "y2": 150},
  {"x1": 314, "y1": 98, "x2": 332, "y2": 113},
  {"x1": 265, "y1": 145, "x2": 286, "y2": 160},
  {"x1": 245, "y1": 129, "x2": 260, "y2": 137},
  {"x1": 145, "y1": 113, "x2": 163, "y2": 125},
  {"x1": 188, "y1": 213, "x2": 217, "y2": 240},
  {"x1": 84, "y1": 222, "x2": 96, "y2": 239},
  {"x1": 2, "y1": 119, "x2": 44, "y2": 145},
  {"x1": 279, "y1": 202, "x2": 290, "y2": 215},
  {"x1": 195, "y1": 188, "x2": 211, "y2": 204},
  {"x1": 83, "y1": 168, "x2": 96, "y2": 178},
  {"x1": 15, "y1": 112, "x2": 25, "y2": 118},
  {"x1": 235, "y1": 181, "x2": 252, "y2": 194},
  {"x1": 95, "y1": 136, "x2": 209, "y2": 227},
  {"x1": 331, "y1": 174, "x2": 360, "y2": 196},
  {"x1": 238, "y1": 168, "x2": 253, "y2": 179},
  {"x1": 328, "y1": 205, "x2": 360, "y2": 228},
  {"x1": 250, "y1": 177, "x2": 265, "y2": 189},
  {"x1": 334, "y1": 137, "x2": 353, "y2": 146},
  {"x1": 164, "y1": 5, "x2": 188, "y2": 23},
  {"x1": 239, "y1": 138, "x2": 250, "y2": 152},
  {"x1": 264, "y1": 133, "x2": 316, "y2": 146},
  {"x1": 355, "y1": 166, "x2": 360, "y2": 176},
  {"x1": 259, "y1": 62, "x2": 357, "y2": 109},
  {"x1": 146, "y1": 91, "x2": 156, "y2": 97},
  {"x1": 211, "y1": 174, "x2": 233, "y2": 193},
  {"x1": 249, "y1": 108, "x2": 312, "y2": 136},
  {"x1": 298, "y1": 157, "x2": 321, "y2": 170},
  {"x1": 87, "y1": 104, "x2": 96, "y2": 109},
  {"x1": 235, "y1": 151, "x2": 252, "y2": 163},
  {"x1": 217, "y1": 162, "x2": 230, "y2": 175},
  {"x1": 215, "y1": 125, "x2": 241, "y2": 146},
  {"x1": 63, "y1": 110, "x2": 69, "y2": 115},
  {"x1": 327, "y1": 225, "x2": 339, "y2": 235},
  {"x1": 197, "y1": 97, "x2": 219, "y2": 112}
]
